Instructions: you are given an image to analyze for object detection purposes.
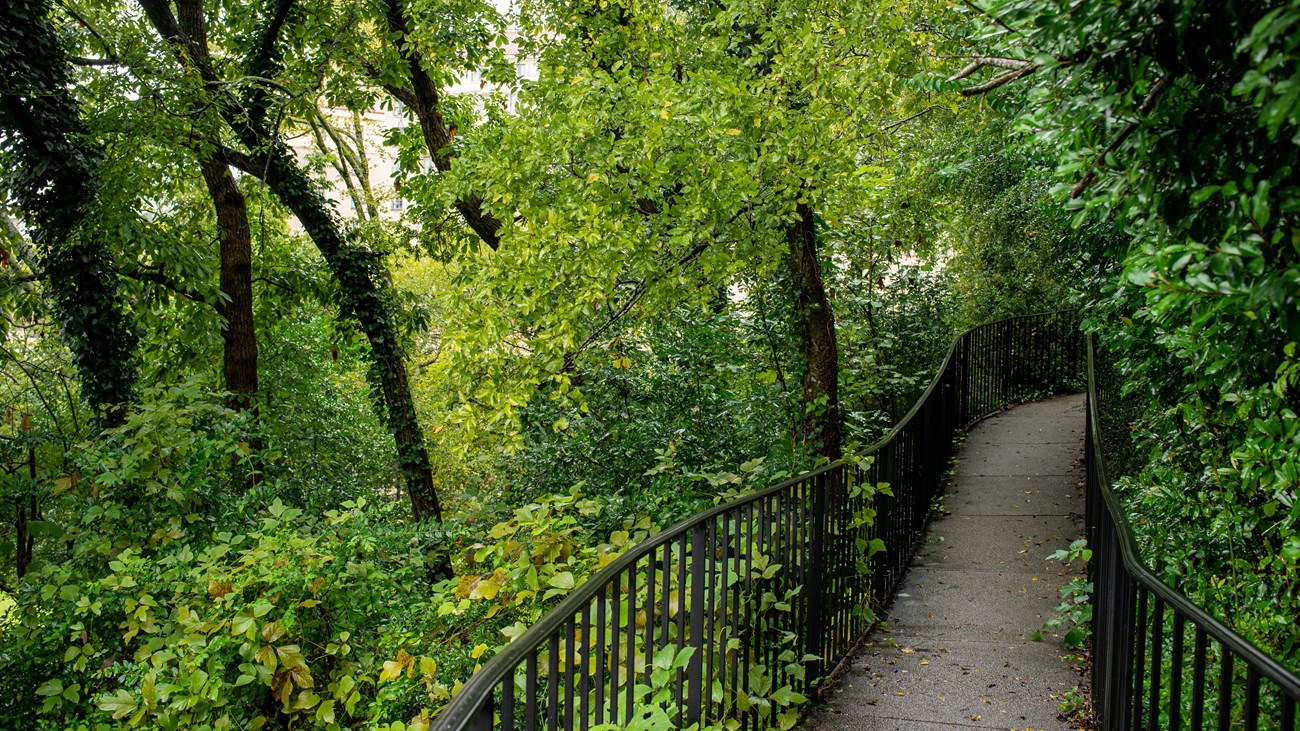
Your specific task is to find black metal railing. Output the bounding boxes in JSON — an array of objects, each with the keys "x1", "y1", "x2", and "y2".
[
  {"x1": 1086, "y1": 338, "x2": 1300, "y2": 730},
  {"x1": 432, "y1": 311, "x2": 1081, "y2": 731}
]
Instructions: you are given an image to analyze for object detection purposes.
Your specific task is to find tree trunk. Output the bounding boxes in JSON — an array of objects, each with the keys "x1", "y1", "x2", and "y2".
[
  {"x1": 176, "y1": 0, "x2": 259, "y2": 412},
  {"x1": 786, "y1": 202, "x2": 842, "y2": 462},
  {"x1": 200, "y1": 162, "x2": 259, "y2": 409},
  {"x1": 382, "y1": 0, "x2": 502, "y2": 250},
  {"x1": 256, "y1": 150, "x2": 442, "y2": 521},
  {"x1": 176, "y1": 0, "x2": 260, "y2": 490}
]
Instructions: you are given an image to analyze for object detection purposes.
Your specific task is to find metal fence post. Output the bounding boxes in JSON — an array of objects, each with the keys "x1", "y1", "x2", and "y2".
[
  {"x1": 686, "y1": 523, "x2": 706, "y2": 725},
  {"x1": 806, "y1": 470, "x2": 829, "y2": 689}
]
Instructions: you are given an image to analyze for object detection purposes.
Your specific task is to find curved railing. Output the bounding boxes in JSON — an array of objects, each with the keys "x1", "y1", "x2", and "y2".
[
  {"x1": 433, "y1": 312, "x2": 1081, "y2": 731},
  {"x1": 1085, "y1": 338, "x2": 1300, "y2": 730}
]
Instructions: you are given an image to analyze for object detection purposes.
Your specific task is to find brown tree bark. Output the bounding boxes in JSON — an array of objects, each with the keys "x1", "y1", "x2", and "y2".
[
  {"x1": 786, "y1": 202, "x2": 842, "y2": 462},
  {"x1": 175, "y1": 0, "x2": 258, "y2": 411},
  {"x1": 200, "y1": 161, "x2": 259, "y2": 410},
  {"x1": 176, "y1": 0, "x2": 260, "y2": 491}
]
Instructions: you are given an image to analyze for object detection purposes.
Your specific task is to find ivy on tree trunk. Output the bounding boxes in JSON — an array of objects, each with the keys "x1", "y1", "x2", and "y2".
[
  {"x1": 787, "y1": 202, "x2": 842, "y2": 462},
  {"x1": 0, "y1": 0, "x2": 139, "y2": 426}
]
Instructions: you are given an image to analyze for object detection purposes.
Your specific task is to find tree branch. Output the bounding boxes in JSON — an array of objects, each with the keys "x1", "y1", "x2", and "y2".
[
  {"x1": 948, "y1": 55, "x2": 1034, "y2": 81},
  {"x1": 68, "y1": 56, "x2": 120, "y2": 67},
  {"x1": 123, "y1": 266, "x2": 214, "y2": 308},
  {"x1": 242, "y1": 0, "x2": 297, "y2": 127},
  {"x1": 381, "y1": 0, "x2": 503, "y2": 249},
  {"x1": 562, "y1": 238, "x2": 714, "y2": 370},
  {"x1": 1071, "y1": 74, "x2": 1175, "y2": 198},
  {"x1": 958, "y1": 64, "x2": 1039, "y2": 96},
  {"x1": 881, "y1": 105, "x2": 937, "y2": 131}
]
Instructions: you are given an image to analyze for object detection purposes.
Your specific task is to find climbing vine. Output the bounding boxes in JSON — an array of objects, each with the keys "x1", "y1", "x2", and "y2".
[{"x1": 0, "y1": 0, "x2": 138, "y2": 423}]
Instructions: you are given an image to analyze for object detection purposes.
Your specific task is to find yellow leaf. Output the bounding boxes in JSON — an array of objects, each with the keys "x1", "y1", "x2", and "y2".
[
  {"x1": 256, "y1": 645, "x2": 278, "y2": 669},
  {"x1": 471, "y1": 644, "x2": 489, "y2": 659},
  {"x1": 726, "y1": 128, "x2": 741, "y2": 136},
  {"x1": 262, "y1": 621, "x2": 286, "y2": 643},
  {"x1": 469, "y1": 578, "x2": 501, "y2": 601},
  {"x1": 379, "y1": 660, "x2": 404, "y2": 684}
]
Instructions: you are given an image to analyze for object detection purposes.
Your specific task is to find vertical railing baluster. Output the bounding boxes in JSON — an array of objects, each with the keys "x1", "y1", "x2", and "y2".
[
  {"x1": 644, "y1": 546, "x2": 656, "y2": 691},
  {"x1": 687, "y1": 523, "x2": 707, "y2": 725},
  {"x1": 526, "y1": 652, "x2": 538, "y2": 731},
  {"x1": 1217, "y1": 650, "x2": 1233, "y2": 731},
  {"x1": 1244, "y1": 668, "x2": 1260, "y2": 731},
  {"x1": 1149, "y1": 597, "x2": 1164, "y2": 731},
  {"x1": 1192, "y1": 629, "x2": 1208, "y2": 731},
  {"x1": 579, "y1": 605, "x2": 590, "y2": 731},
  {"x1": 547, "y1": 634, "x2": 559, "y2": 731},
  {"x1": 1170, "y1": 612, "x2": 1185, "y2": 731},
  {"x1": 660, "y1": 541, "x2": 672, "y2": 658},
  {"x1": 502, "y1": 673, "x2": 515, "y2": 731},
  {"x1": 676, "y1": 533, "x2": 688, "y2": 721},
  {"x1": 806, "y1": 471, "x2": 828, "y2": 689},
  {"x1": 563, "y1": 620, "x2": 575, "y2": 731},
  {"x1": 468, "y1": 697, "x2": 493, "y2": 731},
  {"x1": 595, "y1": 584, "x2": 606, "y2": 727},
  {"x1": 607, "y1": 575, "x2": 619, "y2": 725},
  {"x1": 712, "y1": 515, "x2": 722, "y2": 717},
  {"x1": 624, "y1": 568, "x2": 636, "y2": 721},
  {"x1": 1133, "y1": 587, "x2": 1149, "y2": 728}
]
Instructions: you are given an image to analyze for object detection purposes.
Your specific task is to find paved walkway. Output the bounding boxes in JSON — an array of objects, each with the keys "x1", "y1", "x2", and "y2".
[{"x1": 809, "y1": 394, "x2": 1088, "y2": 731}]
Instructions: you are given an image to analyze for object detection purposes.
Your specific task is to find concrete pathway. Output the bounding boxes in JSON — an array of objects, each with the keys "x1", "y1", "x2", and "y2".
[{"x1": 809, "y1": 394, "x2": 1088, "y2": 731}]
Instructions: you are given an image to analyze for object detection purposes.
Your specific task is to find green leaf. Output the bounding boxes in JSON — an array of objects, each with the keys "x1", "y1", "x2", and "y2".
[{"x1": 97, "y1": 690, "x2": 139, "y2": 720}]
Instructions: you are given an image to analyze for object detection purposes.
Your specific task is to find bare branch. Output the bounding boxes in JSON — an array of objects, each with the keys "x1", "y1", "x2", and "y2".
[
  {"x1": 881, "y1": 105, "x2": 937, "y2": 131},
  {"x1": 959, "y1": 64, "x2": 1039, "y2": 96},
  {"x1": 68, "y1": 56, "x2": 120, "y2": 67},
  {"x1": 947, "y1": 56, "x2": 1033, "y2": 81}
]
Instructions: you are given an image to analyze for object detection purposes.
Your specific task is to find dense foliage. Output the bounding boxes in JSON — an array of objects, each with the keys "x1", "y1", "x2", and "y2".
[
  {"x1": 961, "y1": 0, "x2": 1300, "y2": 662},
  {"x1": 2, "y1": 0, "x2": 1295, "y2": 727}
]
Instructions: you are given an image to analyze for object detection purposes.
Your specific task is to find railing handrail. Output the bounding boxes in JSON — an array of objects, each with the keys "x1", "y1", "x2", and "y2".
[
  {"x1": 434, "y1": 311, "x2": 1074, "y2": 731},
  {"x1": 436, "y1": 311, "x2": 1300, "y2": 731},
  {"x1": 1085, "y1": 336, "x2": 1300, "y2": 699}
]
